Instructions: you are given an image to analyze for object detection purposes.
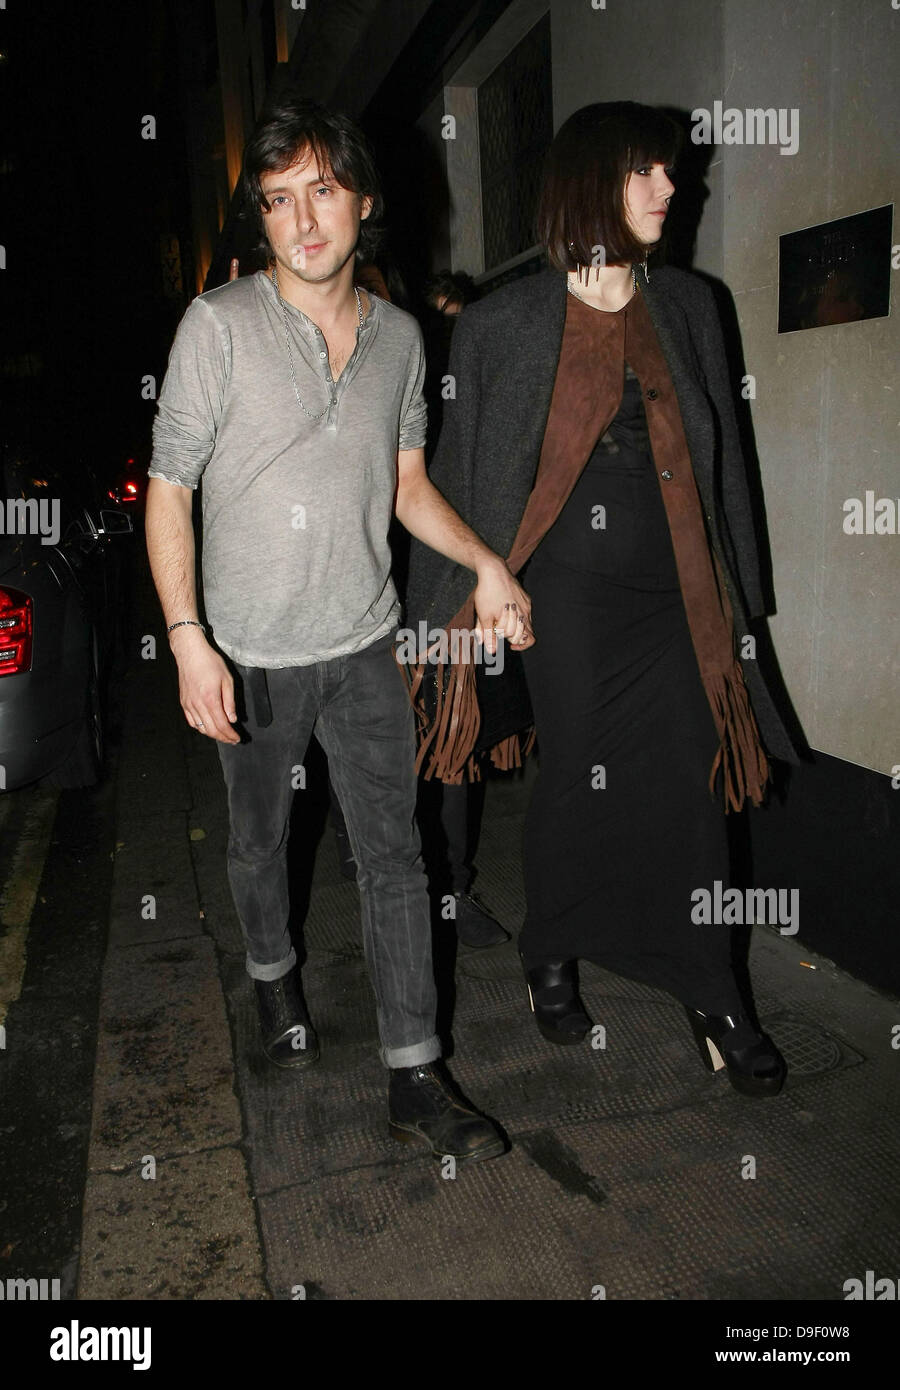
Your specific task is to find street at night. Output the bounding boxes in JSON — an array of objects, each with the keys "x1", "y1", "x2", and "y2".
[{"x1": 0, "y1": 0, "x2": 897, "y2": 1361}]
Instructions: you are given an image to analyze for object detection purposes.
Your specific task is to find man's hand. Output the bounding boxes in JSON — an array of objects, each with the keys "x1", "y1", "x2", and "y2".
[
  {"x1": 394, "y1": 452, "x2": 536, "y2": 653},
  {"x1": 473, "y1": 557, "x2": 535, "y2": 654},
  {"x1": 169, "y1": 628, "x2": 240, "y2": 743}
]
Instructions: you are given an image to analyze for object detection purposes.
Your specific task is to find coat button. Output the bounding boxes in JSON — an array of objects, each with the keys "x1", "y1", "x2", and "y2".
[
  {"x1": 646, "y1": 388, "x2": 658, "y2": 400},
  {"x1": 661, "y1": 469, "x2": 673, "y2": 480}
]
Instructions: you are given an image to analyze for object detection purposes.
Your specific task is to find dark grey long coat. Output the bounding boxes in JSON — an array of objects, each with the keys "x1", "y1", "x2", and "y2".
[{"x1": 404, "y1": 263, "x2": 800, "y2": 764}]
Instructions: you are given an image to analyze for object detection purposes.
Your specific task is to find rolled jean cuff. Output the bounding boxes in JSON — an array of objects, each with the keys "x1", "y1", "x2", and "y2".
[
  {"x1": 382, "y1": 1034, "x2": 442, "y2": 1070},
  {"x1": 246, "y1": 945, "x2": 297, "y2": 983}
]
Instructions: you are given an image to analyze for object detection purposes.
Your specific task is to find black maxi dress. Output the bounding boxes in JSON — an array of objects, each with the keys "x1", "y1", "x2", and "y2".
[{"x1": 519, "y1": 350, "x2": 743, "y2": 1015}]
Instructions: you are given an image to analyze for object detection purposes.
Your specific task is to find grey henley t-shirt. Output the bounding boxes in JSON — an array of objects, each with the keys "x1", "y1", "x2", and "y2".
[{"x1": 148, "y1": 270, "x2": 427, "y2": 667}]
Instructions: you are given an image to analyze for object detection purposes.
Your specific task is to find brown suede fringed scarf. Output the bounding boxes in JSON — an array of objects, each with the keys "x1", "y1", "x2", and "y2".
[{"x1": 407, "y1": 284, "x2": 770, "y2": 812}]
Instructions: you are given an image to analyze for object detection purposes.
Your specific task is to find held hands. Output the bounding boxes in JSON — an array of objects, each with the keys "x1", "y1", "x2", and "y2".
[
  {"x1": 473, "y1": 557, "x2": 535, "y2": 654},
  {"x1": 169, "y1": 627, "x2": 241, "y2": 744}
]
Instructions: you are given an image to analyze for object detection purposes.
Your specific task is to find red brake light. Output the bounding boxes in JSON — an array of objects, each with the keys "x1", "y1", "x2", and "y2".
[
  {"x1": 0, "y1": 587, "x2": 33, "y2": 675},
  {"x1": 125, "y1": 482, "x2": 138, "y2": 495}
]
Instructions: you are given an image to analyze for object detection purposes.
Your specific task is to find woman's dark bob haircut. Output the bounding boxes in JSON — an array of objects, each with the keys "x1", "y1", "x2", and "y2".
[
  {"x1": 241, "y1": 96, "x2": 384, "y2": 264},
  {"x1": 536, "y1": 101, "x2": 683, "y2": 272}
]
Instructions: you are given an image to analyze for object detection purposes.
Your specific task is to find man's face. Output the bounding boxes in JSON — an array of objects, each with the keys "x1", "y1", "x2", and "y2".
[{"x1": 260, "y1": 146, "x2": 373, "y2": 285}]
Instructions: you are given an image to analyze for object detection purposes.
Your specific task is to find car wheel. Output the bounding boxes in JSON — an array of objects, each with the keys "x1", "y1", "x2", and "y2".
[{"x1": 44, "y1": 631, "x2": 104, "y2": 789}]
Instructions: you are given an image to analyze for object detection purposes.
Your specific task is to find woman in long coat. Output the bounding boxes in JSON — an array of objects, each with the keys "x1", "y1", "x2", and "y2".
[{"x1": 404, "y1": 102, "x2": 801, "y2": 1097}]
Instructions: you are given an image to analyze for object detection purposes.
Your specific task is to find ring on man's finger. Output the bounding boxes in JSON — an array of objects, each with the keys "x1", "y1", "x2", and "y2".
[{"x1": 196, "y1": 721, "x2": 205, "y2": 729}]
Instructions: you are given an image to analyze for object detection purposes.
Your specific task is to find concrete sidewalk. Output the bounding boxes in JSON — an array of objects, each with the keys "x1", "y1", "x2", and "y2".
[{"x1": 77, "y1": 560, "x2": 900, "y2": 1300}]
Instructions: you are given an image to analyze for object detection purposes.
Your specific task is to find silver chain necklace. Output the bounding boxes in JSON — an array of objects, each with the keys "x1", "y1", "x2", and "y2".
[
  {"x1": 271, "y1": 262, "x2": 363, "y2": 421},
  {"x1": 567, "y1": 262, "x2": 638, "y2": 310}
]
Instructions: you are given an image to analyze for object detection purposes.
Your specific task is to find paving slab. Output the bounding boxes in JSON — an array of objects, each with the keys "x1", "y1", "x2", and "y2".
[
  {"x1": 85, "y1": 936, "x2": 242, "y2": 1169},
  {"x1": 78, "y1": 1147, "x2": 266, "y2": 1300},
  {"x1": 107, "y1": 820, "x2": 206, "y2": 949},
  {"x1": 258, "y1": 1147, "x2": 608, "y2": 1301}
]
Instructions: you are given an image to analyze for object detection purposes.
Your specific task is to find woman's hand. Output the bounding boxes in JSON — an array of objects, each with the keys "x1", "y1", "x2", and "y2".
[{"x1": 473, "y1": 557, "x2": 535, "y2": 653}]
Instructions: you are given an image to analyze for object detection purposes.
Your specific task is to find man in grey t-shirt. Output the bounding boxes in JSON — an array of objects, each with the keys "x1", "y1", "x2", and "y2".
[{"x1": 145, "y1": 98, "x2": 534, "y2": 1165}]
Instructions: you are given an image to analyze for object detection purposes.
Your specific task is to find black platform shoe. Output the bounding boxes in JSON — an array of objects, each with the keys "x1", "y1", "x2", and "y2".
[
  {"x1": 521, "y1": 954, "x2": 592, "y2": 1045},
  {"x1": 685, "y1": 1008, "x2": 785, "y2": 1097},
  {"x1": 254, "y1": 967, "x2": 320, "y2": 1068},
  {"x1": 388, "y1": 1062, "x2": 507, "y2": 1163}
]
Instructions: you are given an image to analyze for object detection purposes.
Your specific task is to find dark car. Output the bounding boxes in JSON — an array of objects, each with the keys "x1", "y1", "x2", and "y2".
[{"x1": 0, "y1": 440, "x2": 133, "y2": 791}]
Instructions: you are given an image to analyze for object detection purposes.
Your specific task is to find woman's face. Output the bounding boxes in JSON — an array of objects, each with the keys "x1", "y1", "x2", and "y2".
[{"x1": 623, "y1": 161, "x2": 675, "y2": 249}]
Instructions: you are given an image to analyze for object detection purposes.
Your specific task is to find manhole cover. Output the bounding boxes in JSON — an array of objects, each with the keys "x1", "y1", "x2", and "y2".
[{"x1": 765, "y1": 1012, "x2": 864, "y2": 1078}]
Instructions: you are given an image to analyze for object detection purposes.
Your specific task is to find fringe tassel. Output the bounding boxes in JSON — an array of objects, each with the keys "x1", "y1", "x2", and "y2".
[
  {"x1": 489, "y1": 725, "x2": 537, "y2": 771},
  {"x1": 707, "y1": 662, "x2": 771, "y2": 812},
  {"x1": 398, "y1": 648, "x2": 536, "y2": 783},
  {"x1": 401, "y1": 650, "x2": 481, "y2": 784}
]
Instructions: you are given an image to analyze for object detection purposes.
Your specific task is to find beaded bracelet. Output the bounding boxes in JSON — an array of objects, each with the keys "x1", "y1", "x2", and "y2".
[{"x1": 167, "y1": 620, "x2": 207, "y2": 634}]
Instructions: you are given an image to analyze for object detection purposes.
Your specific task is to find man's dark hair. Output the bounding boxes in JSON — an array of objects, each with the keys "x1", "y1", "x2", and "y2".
[
  {"x1": 536, "y1": 101, "x2": 682, "y2": 271},
  {"x1": 241, "y1": 96, "x2": 384, "y2": 264}
]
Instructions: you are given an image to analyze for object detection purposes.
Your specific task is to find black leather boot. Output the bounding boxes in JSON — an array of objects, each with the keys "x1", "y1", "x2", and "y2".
[
  {"x1": 521, "y1": 954, "x2": 592, "y2": 1044},
  {"x1": 254, "y1": 966, "x2": 320, "y2": 1068},
  {"x1": 454, "y1": 890, "x2": 510, "y2": 948},
  {"x1": 685, "y1": 1008, "x2": 785, "y2": 1097},
  {"x1": 388, "y1": 1061, "x2": 507, "y2": 1163}
]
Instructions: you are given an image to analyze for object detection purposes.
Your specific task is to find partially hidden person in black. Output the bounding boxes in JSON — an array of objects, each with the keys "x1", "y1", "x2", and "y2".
[
  {"x1": 404, "y1": 102, "x2": 804, "y2": 1098},
  {"x1": 418, "y1": 270, "x2": 510, "y2": 949}
]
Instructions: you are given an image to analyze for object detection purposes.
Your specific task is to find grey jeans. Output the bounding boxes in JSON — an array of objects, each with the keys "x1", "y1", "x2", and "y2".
[{"x1": 216, "y1": 632, "x2": 440, "y2": 1069}]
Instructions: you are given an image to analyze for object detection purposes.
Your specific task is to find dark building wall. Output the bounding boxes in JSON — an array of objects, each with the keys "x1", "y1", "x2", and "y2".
[{"x1": 748, "y1": 756, "x2": 899, "y2": 997}]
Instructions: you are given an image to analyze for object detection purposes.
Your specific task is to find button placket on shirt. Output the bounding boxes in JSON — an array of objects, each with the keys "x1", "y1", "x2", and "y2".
[
  {"x1": 311, "y1": 327, "x2": 338, "y2": 425},
  {"x1": 286, "y1": 300, "x2": 375, "y2": 429},
  {"x1": 320, "y1": 317, "x2": 374, "y2": 428}
]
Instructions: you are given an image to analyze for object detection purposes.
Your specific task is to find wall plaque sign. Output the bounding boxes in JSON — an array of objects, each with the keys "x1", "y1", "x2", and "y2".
[{"x1": 778, "y1": 205, "x2": 892, "y2": 333}]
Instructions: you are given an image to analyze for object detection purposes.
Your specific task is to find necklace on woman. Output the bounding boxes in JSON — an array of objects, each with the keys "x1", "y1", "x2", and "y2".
[
  {"x1": 567, "y1": 262, "x2": 638, "y2": 311},
  {"x1": 271, "y1": 262, "x2": 363, "y2": 421}
]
